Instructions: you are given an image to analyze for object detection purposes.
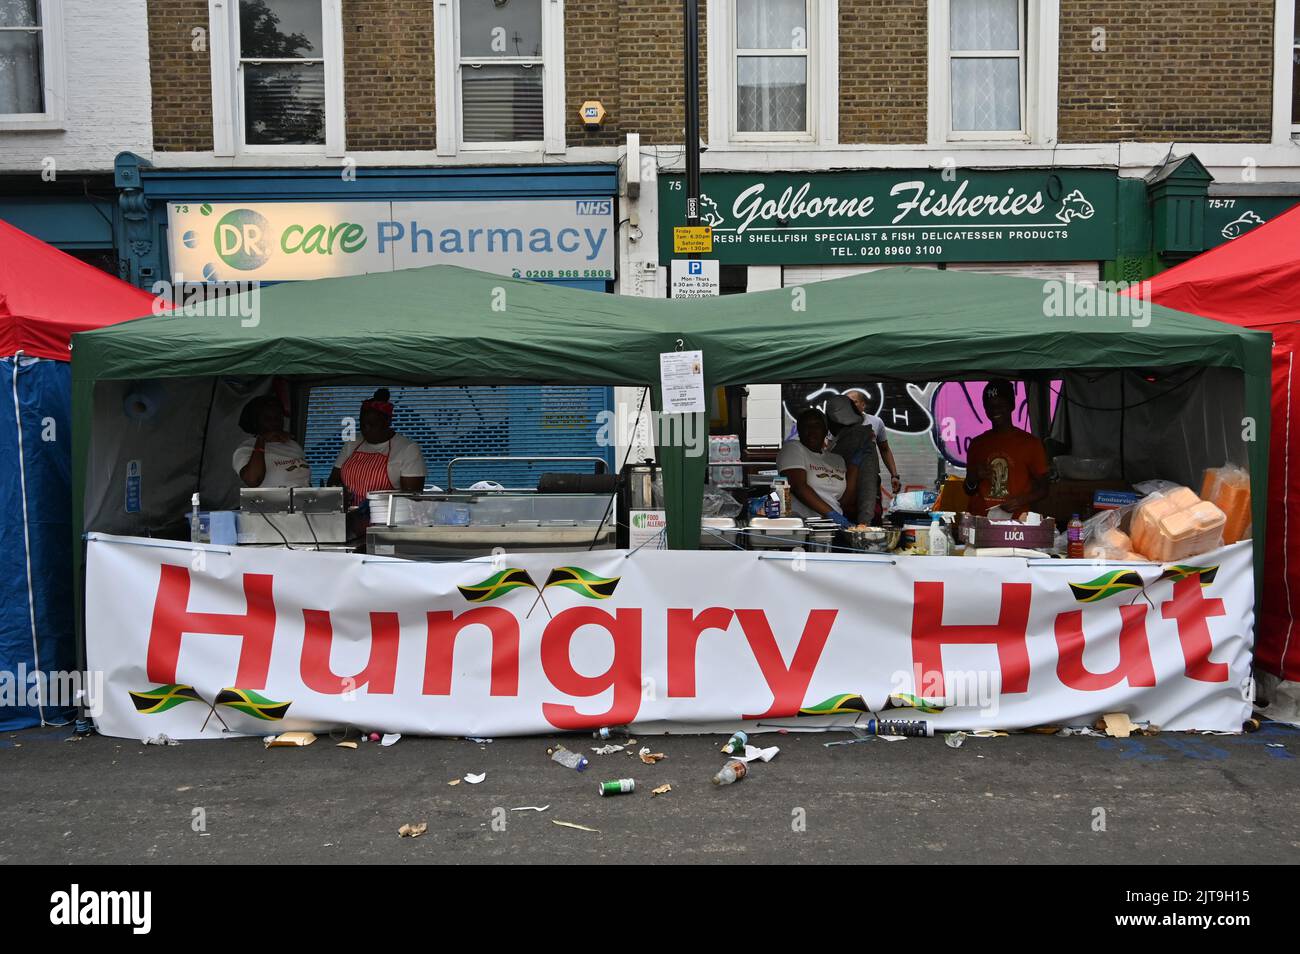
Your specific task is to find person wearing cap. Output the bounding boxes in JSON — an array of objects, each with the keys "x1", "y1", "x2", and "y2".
[
  {"x1": 327, "y1": 388, "x2": 427, "y2": 503},
  {"x1": 962, "y1": 379, "x2": 1048, "y2": 517},
  {"x1": 825, "y1": 394, "x2": 879, "y2": 525},
  {"x1": 775, "y1": 407, "x2": 857, "y2": 528},
  {"x1": 845, "y1": 388, "x2": 903, "y2": 506},
  {"x1": 233, "y1": 393, "x2": 312, "y2": 488}
]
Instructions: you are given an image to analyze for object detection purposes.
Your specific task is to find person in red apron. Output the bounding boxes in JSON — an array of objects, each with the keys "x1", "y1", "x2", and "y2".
[{"x1": 328, "y1": 389, "x2": 427, "y2": 536}]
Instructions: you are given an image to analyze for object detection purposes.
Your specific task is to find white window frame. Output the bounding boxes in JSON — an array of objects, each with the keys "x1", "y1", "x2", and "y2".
[
  {"x1": 707, "y1": 0, "x2": 837, "y2": 147},
  {"x1": 209, "y1": 0, "x2": 345, "y2": 157},
  {"x1": 927, "y1": 0, "x2": 1057, "y2": 146},
  {"x1": 0, "y1": 0, "x2": 66, "y2": 131},
  {"x1": 1275, "y1": 0, "x2": 1299, "y2": 142},
  {"x1": 434, "y1": 0, "x2": 566, "y2": 156}
]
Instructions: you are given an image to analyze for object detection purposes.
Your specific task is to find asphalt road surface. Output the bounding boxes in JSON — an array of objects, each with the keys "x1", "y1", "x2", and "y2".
[{"x1": 3, "y1": 722, "x2": 1298, "y2": 864}]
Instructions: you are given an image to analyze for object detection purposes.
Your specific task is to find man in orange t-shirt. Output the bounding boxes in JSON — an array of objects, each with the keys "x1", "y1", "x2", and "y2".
[{"x1": 962, "y1": 379, "x2": 1049, "y2": 517}]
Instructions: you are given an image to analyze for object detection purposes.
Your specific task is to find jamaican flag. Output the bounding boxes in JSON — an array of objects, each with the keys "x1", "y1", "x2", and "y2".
[
  {"x1": 1069, "y1": 568, "x2": 1145, "y2": 603},
  {"x1": 458, "y1": 568, "x2": 538, "y2": 602},
  {"x1": 1157, "y1": 564, "x2": 1219, "y2": 586},
  {"x1": 884, "y1": 692, "x2": 946, "y2": 714},
  {"x1": 542, "y1": 566, "x2": 620, "y2": 599},
  {"x1": 129, "y1": 684, "x2": 203, "y2": 714},
  {"x1": 799, "y1": 693, "x2": 870, "y2": 716},
  {"x1": 214, "y1": 688, "x2": 291, "y2": 721}
]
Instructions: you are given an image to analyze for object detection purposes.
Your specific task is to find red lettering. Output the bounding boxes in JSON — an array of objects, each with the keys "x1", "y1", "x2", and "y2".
[
  {"x1": 146, "y1": 565, "x2": 275, "y2": 687},
  {"x1": 300, "y1": 610, "x2": 399, "y2": 694},
  {"x1": 667, "y1": 607, "x2": 735, "y2": 697},
  {"x1": 1161, "y1": 577, "x2": 1229, "y2": 682},
  {"x1": 911, "y1": 582, "x2": 1031, "y2": 694},
  {"x1": 424, "y1": 608, "x2": 520, "y2": 696},
  {"x1": 540, "y1": 607, "x2": 642, "y2": 730},
  {"x1": 735, "y1": 609, "x2": 836, "y2": 720},
  {"x1": 1054, "y1": 605, "x2": 1156, "y2": 690}
]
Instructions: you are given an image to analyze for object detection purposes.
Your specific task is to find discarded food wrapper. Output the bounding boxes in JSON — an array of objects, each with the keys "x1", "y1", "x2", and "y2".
[
  {"x1": 398, "y1": 822, "x2": 427, "y2": 838},
  {"x1": 591, "y1": 744, "x2": 625, "y2": 755},
  {"x1": 1058, "y1": 726, "x2": 1105, "y2": 737},
  {"x1": 1024, "y1": 726, "x2": 1060, "y2": 735},
  {"x1": 1098, "y1": 713, "x2": 1133, "y2": 738},
  {"x1": 466, "y1": 737, "x2": 493, "y2": 744},
  {"x1": 638, "y1": 747, "x2": 667, "y2": 764},
  {"x1": 552, "y1": 820, "x2": 600, "y2": 833},
  {"x1": 1134, "y1": 723, "x2": 1161, "y2": 736},
  {"x1": 731, "y1": 744, "x2": 780, "y2": 763},
  {"x1": 510, "y1": 805, "x2": 550, "y2": 812},
  {"x1": 336, "y1": 741, "x2": 358, "y2": 750},
  {"x1": 447, "y1": 778, "x2": 461, "y2": 786},
  {"x1": 970, "y1": 730, "x2": 1008, "y2": 738},
  {"x1": 1267, "y1": 743, "x2": 1286, "y2": 749},
  {"x1": 945, "y1": 731, "x2": 967, "y2": 748},
  {"x1": 651, "y1": 784, "x2": 672, "y2": 797},
  {"x1": 265, "y1": 731, "x2": 317, "y2": 747},
  {"x1": 464, "y1": 772, "x2": 486, "y2": 784},
  {"x1": 142, "y1": 734, "x2": 180, "y2": 746},
  {"x1": 380, "y1": 733, "x2": 401, "y2": 747}
]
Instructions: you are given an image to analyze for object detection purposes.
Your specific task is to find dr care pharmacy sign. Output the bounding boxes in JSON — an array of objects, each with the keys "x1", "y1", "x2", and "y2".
[
  {"x1": 168, "y1": 199, "x2": 615, "y2": 283},
  {"x1": 660, "y1": 171, "x2": 1118, "y2": 265}
]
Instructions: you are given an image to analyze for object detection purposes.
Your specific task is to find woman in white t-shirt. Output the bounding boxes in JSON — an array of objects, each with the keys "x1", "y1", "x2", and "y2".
[
  {"x1": 233, "y1": 394, "x2": 312, "y2": 488},
  {"x1": 775, "y1": 407, "x2": 857, "y2": 527},
  {"x1": 327, "y1": 388, "x2": 427, "y2": 504}
]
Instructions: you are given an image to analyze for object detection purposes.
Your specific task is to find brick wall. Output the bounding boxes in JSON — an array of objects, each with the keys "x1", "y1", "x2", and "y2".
[
  {"x1": 1057, "y1": 0, "x2": 1274, "y2": 142},
  {"x1": 609, "y1": 1, "x2": 708, "y2": 146},
  {"x1": 838, "y1": 0, "x2": 928, "y2": 144},
  {"x1": 148, "y1": 0, "x2": 213, "y2": 151},
  {"x1": 342, "y1": 0, "x2": 436, "y2": 150}
]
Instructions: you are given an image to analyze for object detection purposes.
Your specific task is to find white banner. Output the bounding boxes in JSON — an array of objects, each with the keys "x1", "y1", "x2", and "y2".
[
  {"x1": 167, "y1": 198, "x2": 615, "y2": 283},
  {"x1": 85, "y1": 534, "x2": 1255, "y2": 739}
]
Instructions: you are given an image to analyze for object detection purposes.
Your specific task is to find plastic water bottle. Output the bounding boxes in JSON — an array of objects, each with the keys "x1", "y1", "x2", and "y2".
[
  {"x1": 928, "y1": 515, "x2": 949, "y2": 557},
  {"x1": 549, "y1": 746, "x2": 589, "y2": 772},
  {"x1": 712, "y1": 759, "x2": 748, "y2": 785},
  {"x1": 1068, "y1": 514, "x2": 1085, "y2": 558},
  {"x1": 593, "y1": 726, "x2": 633, "y2": 740},
  {"x1": 721, "y1": 731, "x2": 748, "y2": 755},
  {"x1": 866, "y1": 718, "x2": 934, "y2": 738}
]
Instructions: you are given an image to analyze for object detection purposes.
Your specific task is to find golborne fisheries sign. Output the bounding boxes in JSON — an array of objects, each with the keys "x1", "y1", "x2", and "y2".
[
  {"x1": 167, "y1": 199, "x2": 615, "y2": 282},
  {"x1": 85, "y1": 534, "x2": 1252, "y2": 738},
  {"x1": 659, "y1": 170, "x2": 1118, "y2": 264}
]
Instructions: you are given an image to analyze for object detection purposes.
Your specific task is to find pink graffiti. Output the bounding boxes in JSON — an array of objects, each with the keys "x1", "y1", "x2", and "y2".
[{"x1": 930, "y1": 381, "x2": 1060, "y2": 466}]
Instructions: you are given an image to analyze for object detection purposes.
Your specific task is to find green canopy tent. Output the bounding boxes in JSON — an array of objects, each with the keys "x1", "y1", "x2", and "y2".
[{"x1": 71, "y1": 264, "x2": 1271, "y2": 606}]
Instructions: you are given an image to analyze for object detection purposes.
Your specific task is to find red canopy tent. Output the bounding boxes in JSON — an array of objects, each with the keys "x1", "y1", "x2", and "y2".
[
  {"x1": 0, "y1": 218, "x2": 157, "y2": 360},
  {"x1": 0, "y1": 218, "x2": 157, "y2": 729},
  {"x1": 1139, "y1": 202, "x2": 1300, "y2": 680}
]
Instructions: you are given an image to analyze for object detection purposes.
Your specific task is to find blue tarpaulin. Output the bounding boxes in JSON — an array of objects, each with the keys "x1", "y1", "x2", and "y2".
[{"x1": 0, "y1": 356, "x2": 74, "y2": 728}]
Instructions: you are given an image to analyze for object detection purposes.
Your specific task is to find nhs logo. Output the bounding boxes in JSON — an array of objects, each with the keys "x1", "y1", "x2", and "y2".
[{"x1": 575, "y1": 199, "x2": 612, "y2": 216}]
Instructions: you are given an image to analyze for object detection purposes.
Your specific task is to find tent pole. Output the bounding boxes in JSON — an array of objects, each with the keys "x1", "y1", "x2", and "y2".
[{"x1": 10, "y1": 353, "x2": 46, "y2": 725}]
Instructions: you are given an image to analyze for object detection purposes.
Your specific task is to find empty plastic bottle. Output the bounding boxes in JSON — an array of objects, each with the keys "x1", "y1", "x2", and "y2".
[
  {"x1": 712, "y1": 759, "x2": 748, "y2": 785},
  {"x1": 549, "y1": 746, "x2": 590, "y2": 772}
]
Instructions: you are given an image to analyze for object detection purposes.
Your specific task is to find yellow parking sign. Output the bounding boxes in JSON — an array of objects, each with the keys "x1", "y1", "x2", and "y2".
[{"x1": 673, "y1": 226, "x2": 713, "y2": 254}]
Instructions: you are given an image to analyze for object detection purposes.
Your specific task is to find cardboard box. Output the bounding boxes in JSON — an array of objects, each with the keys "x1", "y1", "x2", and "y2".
[{"x1": 959, "y1": 514, "x2": 1057, "y2": 550}]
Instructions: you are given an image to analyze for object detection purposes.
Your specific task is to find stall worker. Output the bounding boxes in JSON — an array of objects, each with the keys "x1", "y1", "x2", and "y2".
[
  {"x1": 962, "y1": 379, "x2": 1049, "y2": 517},
  {"x1": 233, "y1": 394, "x2": 311, "y2": 488},
  {"x1": 327, "y1": 388, "x2": 427, "y2": 503},
  {"x1": 776, "y1": 407, "x2": 857, "y2": 527},
  {"x1": 845, "y1": 388, "x2": 903, "y2": 511},
  {"x1": 825, "y1": 394, "x2": 878, "y2": 526}
]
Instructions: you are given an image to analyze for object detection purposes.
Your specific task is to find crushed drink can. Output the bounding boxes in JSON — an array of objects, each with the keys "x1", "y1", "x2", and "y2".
[
  {"x1": 599, "y1": 778, "x2": 635, "y2": 796},
  {"x1": 867, "y1": 718, "x2": 933, "y2": 738}
]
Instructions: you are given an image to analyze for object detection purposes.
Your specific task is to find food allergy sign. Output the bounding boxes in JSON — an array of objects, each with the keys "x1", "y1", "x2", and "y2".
[
  {"x1": 168, "y1": 198, "x2": 615, "y2": 282},
  {"x1": 659, "y1": 170, "x2": 1119, "y2": 265},
  {"x1": 660, "y1": 349, "x2": 707, "y2": 415}
]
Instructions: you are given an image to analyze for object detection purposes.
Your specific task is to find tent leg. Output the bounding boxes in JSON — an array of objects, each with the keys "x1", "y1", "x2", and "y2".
[{"x1": 10, "y1": 353, "x2": 45, "y2": 725}]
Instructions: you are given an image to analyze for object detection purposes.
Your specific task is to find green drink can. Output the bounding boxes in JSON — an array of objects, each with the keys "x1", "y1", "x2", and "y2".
[{"x1": 599, "y1": 778, "x2": 635, "y2": 796}]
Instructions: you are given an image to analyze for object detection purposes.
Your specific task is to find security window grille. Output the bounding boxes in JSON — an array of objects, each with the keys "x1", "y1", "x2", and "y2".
[
  {"x1": 0, "y1": 0, "x2": 43, "y2": 114},
  {"x1": 237, "y1": 0, "x2": 326, "y2": 145},
  {"x1": 735, "y1": 0, "x2": 809, "y2": 134},
  {"x1": 459, "y1": 0, "x2": 544, "y2": 143},
  {"x1": 303, "y1": 385, "x2": 614, "y2": 490},
  {"x1": 948, "y1": 0, "x2": 1024, "y2": 133}
]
